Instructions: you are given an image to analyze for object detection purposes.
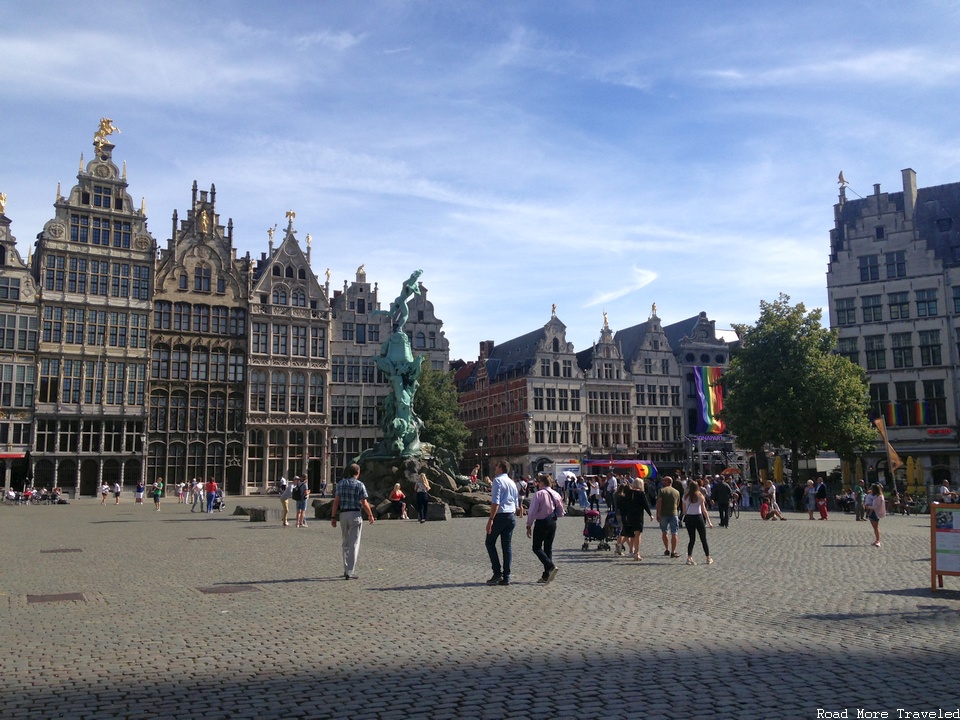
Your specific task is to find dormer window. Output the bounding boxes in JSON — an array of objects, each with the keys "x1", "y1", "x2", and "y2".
[
  {"x1": 272, "y1": 265, "x2": 281, "y2": 277},
  {"x1": 179, "y1": 274, "x2": 188, "y2": 290},
  {"x1": 285, "y1": 266, "x2": 294, "y2": 278},
  {"x1": 194, "y1": 265, "x2": 211, "y2": 292},
  {"x1": 552, "y1": 338, "x2": 560, "y2": 352}
]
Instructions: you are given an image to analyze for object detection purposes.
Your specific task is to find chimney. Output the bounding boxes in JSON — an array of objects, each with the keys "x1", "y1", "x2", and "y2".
[{"x1": 902, "y1": 168, "x2": 917, "y2": 220}]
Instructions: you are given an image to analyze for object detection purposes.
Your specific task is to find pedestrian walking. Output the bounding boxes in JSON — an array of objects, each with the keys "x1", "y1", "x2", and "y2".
[
  {"x1": 485, "y1": 461, "x2": 519, "y2": 586},
  {"x1": 204, "y1": 477, "x2": 217, "y2": 513},
  {"x1": 867, "y1": 483, "x2": 886, "y2": 547},
  {"x1": 113, "y1": 481, "x2": 121, "y2": 504},
  {"x1": 622, "y1": 478, "x2": 653, "y2": 561},
  {"x1": 414, "y1": 472, "x2": 431, "y2": 523},
  {"x1": 804, "y1": 479, "x2": 816, "y2": 520},
  {"x1": 526, "y1": 474, "x2": 565, "y2": 583},
  {"x1": 815, "y1": 476, "x2": 829, "y2": 520},
  {"x1": 100, "y1": 482, "x2": 109, "y2": 505},
  {"x1": 656, "y1": 476, "x2": 681, "y2": 559},
  {"x1": 682, "y1": 480, "x2": 714, "y2": 565},
  {"x1": 330, "y1": 463, "x2": 375, "y2": 579}
]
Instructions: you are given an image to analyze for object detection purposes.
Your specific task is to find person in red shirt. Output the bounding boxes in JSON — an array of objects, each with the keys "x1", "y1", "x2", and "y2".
[{"x1": 204, "y1": 478, "x2": 218, "y2": 514}]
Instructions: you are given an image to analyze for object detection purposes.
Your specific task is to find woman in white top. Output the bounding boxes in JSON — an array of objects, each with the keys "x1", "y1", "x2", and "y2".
[
  {"x1": 867, "y1": 483, "x2": 886, "y2": 547},
  {"x1": 682, "y1": 480, "x2": 714, "y2": 565}
]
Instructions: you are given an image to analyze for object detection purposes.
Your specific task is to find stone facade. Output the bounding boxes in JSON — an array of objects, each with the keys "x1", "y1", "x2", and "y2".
[
  {"x1": 31, "y1": 140, "x2": 155, "y2": 495},
  {"x1": 827, "y1": 168, "x2": 960, "y2": 484},
  {"x1": 0, "y1": 199, "x2": 39, "y2": 493}
]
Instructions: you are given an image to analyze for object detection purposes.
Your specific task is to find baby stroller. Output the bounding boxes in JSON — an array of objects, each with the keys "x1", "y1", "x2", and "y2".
[
  {"x1": 602, "y1": 509, "x2": 621, "y2": 542},
  {"x1": 212, "y1": 490, "x2": 225, "y2": 512},
  {"x1": 582, "y1": 509, "x2": 611, "y2": 551}
]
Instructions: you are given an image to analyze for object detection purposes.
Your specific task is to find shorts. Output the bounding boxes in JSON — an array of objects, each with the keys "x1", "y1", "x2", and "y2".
[
  {"x1": 868, "y1": 511, "x2": 879, "y2": 523},
  {"x1": 296, "y1": 500, "x2": 307, "y2": 511},
  {"x1": 114, "y1": 492, "x2": 121, "y2": 498},
  {"x1": 659, "y1": 516, "x2": 679, "y2": 535}
]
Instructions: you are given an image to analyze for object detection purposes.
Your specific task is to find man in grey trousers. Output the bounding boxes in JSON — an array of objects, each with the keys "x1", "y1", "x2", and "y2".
[{"x1": 330, "y1": 463, "x2": 375, "y2": 579}]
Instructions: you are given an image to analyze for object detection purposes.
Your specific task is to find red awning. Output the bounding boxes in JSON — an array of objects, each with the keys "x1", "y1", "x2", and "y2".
[{"x1": 0, "y1": 453, "x2": 26, "y2": 459}]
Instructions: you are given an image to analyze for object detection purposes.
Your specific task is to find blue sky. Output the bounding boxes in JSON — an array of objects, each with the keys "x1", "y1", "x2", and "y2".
[{"x1": 3, "y1": 1, "x2": 960, "y2": 360}]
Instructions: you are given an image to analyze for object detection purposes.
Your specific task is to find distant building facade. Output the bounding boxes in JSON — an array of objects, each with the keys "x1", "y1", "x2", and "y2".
[
  {"x1": 456, "y1": 307, "x2": 730, "y2": 478},
  {"x1": 827, "y1": 168, "x2": 959, "y2": 484},
  {"x1": 3, "y1": 125, "x2": 451, "y2": 496}
]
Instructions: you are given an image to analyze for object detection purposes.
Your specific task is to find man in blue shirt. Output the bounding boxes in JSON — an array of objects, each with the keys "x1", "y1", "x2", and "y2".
[
  {"x1": 485, "y1": 461, "x2": 518, "y2": 586},
  {"x1": 331, "y1": 463, "x2": 375, "y2": 579}
]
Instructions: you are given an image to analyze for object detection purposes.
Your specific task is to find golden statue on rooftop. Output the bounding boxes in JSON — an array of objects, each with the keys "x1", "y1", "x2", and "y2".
[
  {"x1": 0, "y1": 192, "x2": 6, "y2": 214},
  {"x1": 93, "y1": 118, "x2": 121, "y2": 152}
]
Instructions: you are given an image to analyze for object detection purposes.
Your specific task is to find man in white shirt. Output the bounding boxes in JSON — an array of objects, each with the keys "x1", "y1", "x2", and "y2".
[{"x1": 485, "y1": 461, "x2": 518, "y2": 586}]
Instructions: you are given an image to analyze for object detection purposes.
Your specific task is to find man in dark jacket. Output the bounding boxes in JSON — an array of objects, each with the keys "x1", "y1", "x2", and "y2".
[{"x1": 712, "y1": 476, "x2": 733, "y2": 528}]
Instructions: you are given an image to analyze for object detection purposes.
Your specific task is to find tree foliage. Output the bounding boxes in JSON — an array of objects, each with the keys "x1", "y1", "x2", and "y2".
[
  {"x1": 413, "y1": 362, "x2": 470, "y2": 460},
  {"x1": 721, "y1": 294, "x2": 876, "y2": 473}
]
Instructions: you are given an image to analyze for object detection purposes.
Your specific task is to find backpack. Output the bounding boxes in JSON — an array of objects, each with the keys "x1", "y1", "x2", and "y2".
[{"x1": 292, "y1": 484, "x2": 304, "y2": 502}]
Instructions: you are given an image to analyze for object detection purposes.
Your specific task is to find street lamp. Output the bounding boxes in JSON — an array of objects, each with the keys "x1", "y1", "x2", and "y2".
[{"x1": 478, "y1": 438, "x2": 484, "y2": 480}]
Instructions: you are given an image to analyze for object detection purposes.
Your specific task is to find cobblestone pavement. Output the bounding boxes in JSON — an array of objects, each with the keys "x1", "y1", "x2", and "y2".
[{"x1": 1, "y1": 498, "x2": 958, "y2": 720}]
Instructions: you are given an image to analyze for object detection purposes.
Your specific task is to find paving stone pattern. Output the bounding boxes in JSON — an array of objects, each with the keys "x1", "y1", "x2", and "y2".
[{"x1": 1, "y1": 500, "x2": 958, "y2": 719}]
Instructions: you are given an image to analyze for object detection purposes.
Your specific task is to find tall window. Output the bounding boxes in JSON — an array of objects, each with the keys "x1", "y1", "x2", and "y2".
[
  {"x1": 864, "y1": 335, "x2": 886, "y2": 370},
  {"x1": 291, "y1": 373, "x2": 306, "y2": 413},
  {"x1": 272, "y1": 324, "x2": 288, "y2": 355},
  {"x1": 250, "y1": 371, "x2": 267, "y2": 412},
  {"x1": 891, "y1": 333, "x2": 913, "y2": 369},
  {"x1": 835, "y1": 298, "x2": 856, "y2": 326},
  {"x1": 837, "y1": 337, "x2": 858, "y2": 365},
  {"x1": 861, "y1": 295, "x2": 882, "y2": 323},
  {"x1": 858, "y1": 255, "x2": 879, "y2": 282},
  {"x1": 194, "y1": 265, "x2": 211, "y2": 292},
  {"x1": 888, "y1": 291, "x2": 909, "y2": 320},
  {"x1": 885, "y1": 251, "x2": 906, "y2": 278},
  {"x1": 923, "y1": 379, "x2": 947, "y2": 425},
  {"x1": 919, "y1": 329, "x2": 942, "y2": 366},
  {"x1": 895, "y1": 382, "x2": 918, "y2": 427},
  {"x1": 309, "y1": 374, "x2": 324, "y2": 413},
  {"x1": 869, "y1": 383, "x2": 889, "y2": 421},
  {"x1": 916, "y1": 289, "x2": 938, "y2": 317},
  {"x1": 533, "y1": 387, "x2": 544, "y2": 410}
]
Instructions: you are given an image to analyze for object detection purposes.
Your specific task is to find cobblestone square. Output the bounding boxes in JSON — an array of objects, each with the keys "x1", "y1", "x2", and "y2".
[{"x1": 1, "y1": 500, "x2": 958, "y2": 719}]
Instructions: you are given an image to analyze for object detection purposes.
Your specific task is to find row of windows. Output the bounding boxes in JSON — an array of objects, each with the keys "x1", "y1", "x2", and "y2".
[
  {"x1": 154, "y1": 302, "x2": 246, "y2": 336},
  {"x1": 0, "y1": 313, "x2": 38, "y2": 352},
  {"x1": 262, "y1": 287, "x2": 310, "y2": 307},
  {"x1": 636, "y1": 416, "x2": 684, "y2": 442},
  {"x1": 635, "y1": 384, "x2": 682, "y2": 407},
  {"x1": 148, "y1": 392, "x2": 244, "y2": 433},
  {"x1": 70, "y1": 213, "x2": 132, "y2": 247},
  {"x1": 588, "y1": 421, "x2": 633, "y2": 449},
  {"x1": 869, "y1": 380, "x2": 948, "y2": 426},
  {"x1": 330, "y1": 395, "x2": 380, "y2": 426},
  {"x1": 641, "y1": 358, "x2": 672, "y2": 375},
  {"x1": 35, "y1": 419, "x2": 143, "y2": 454},
  {"x1": 835, "y1": 289, "x2": 938, "y2": 325},
  {"x1": 271, "y1": 265, "x2": 309, "y2": 281},
  {"x1": 540, "y1": 358, "x2": 575, "y2": 378},
  {"x1": 587, "y1": 391, "x2": 632, "y2": 415},
  {"x1": 45, "y1": 255, "x2": 150, "y2": 300},
  {"x1": 858, "y1": 251, "x2": 906, "y2": 282},
  {"x1": 331, "y1": 355, "x2": 385, "y2": 384},
  {"x1": 532, "y1": 387, "x2": 582, "y2": 412},
  {"x1": 43, "y1": 307, "x2": 147, "y2": 348},
  {"x1": 151, "y1": 346, "x2": 245, "y2": 383},
  {"x1": 252, "y1": 323, "x2": 326, "y2": 358},
  {"x1": 0, "y1": 363, "x2": 35, "y2": 408},
  {"x1": 38, "y1": 359, "x2": 147, "y2": 406},
  {"x1": 839, "y1": 331, "x2": 942, "y2": 370},
  {"x1": 532, "y1": 421, "x2": 583, "y2": 445},
  {"x1": 248, "y1": 371, "x2": 325, "y2": 414}
]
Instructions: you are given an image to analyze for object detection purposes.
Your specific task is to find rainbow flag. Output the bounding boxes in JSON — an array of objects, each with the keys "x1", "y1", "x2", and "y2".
[
  {"x1": 882, "y1": 403, "x2": 894, "y2": 427},
  {"x1": 915, "y1": 401, "x2": 930, "y2": 425},
  {"x1": 694, "y1": 366, "x2": 725, "y2": 434}
]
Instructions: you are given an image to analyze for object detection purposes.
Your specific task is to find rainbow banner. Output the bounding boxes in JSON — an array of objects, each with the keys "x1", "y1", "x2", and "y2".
[{"x1": 694, "y1": 366, "x2": 725, "y2": 434}]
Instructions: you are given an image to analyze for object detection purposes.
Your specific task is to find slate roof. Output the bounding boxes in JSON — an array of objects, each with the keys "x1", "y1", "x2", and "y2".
[
  {"x1": 612, "y1": 320, "x2": 651, "y2": 365},
  {"x1": 836, "y1": 181, "x2": 960, "y2": 266}
]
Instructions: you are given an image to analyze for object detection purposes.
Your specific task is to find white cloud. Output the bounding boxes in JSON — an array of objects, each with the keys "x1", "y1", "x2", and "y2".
[{"x1": 584, "y1": 267, "x2": 658, "y2": 307}]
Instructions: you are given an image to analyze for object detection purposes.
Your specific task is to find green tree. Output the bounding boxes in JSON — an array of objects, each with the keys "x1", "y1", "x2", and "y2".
[
  {"x1": 721, "y1": 294, "x2": 876, "y2": 480},
  {"x1": 413, "y1": 362, "x2": 470, "y2": 460}
]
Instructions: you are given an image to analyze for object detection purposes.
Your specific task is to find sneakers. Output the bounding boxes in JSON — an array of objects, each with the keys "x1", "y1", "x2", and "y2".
[
  {"x1": 537, "y1": 576, "x2": 549, "y2": 583},
  {"x1": 706, "y1": 557, "x2": 714, "y2": 565},
  {"x1": 686, "y1": 557, "x2": 696, "y2": 565},
  {"x1": 547, "y1": 566, "x2": 558, "y2": 583},
  {"x1": 497, "y1": 578, "x2": 510, "y2": 586},
  {"x1": 615, "y1": 545, "x2": 624, "y2": 556},
  {"x1": 872, "y1": 540, "x2": 882, "y2": 547},
  {"x1": 486, "y1": 574, "x2": 502, "y2": 585}
]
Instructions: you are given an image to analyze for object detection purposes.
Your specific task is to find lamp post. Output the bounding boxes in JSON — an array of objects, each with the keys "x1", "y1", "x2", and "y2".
[
  {"x1": 331, "y1": 435, "x2": 339, "y2": 484},
  {"x1": 478, "y1": 438, "x2": 484, "y2": 481}
]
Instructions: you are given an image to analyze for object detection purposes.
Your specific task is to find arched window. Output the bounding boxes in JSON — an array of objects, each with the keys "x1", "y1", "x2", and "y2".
[
  {"x1": 553, "y1": 361, "x2": 560, "y2": 377},
  {"x1": 170, "y1": 392, "x2": 188, "y2": 431},
  {"x1": 285, "y1": 266, "x2": 294, "y2": 278},
  {"x1": 272, "y1": 288, "x2": 288, "y2": 305},
  {"x1": 272, "y1": 265, "x2": 282, "y2": 277},
  {"x1": 172, "y1": 345, "x2": 190, "y2": 380},
  {"x1": 270, "y1": 371, "x2": 287, "y2": 412},
  {"x1": 415, "y1": 332, "x2": 426, "y2": 349},
  {"x1": 298, "y1": 268, "x2": 306, "y2": 280},
  {"x1": 292, "y1": 290, "x2": 306, "y2": 307},
  {"x1": 552, "y1": 338, "x2": 560, "y2": 352},
  {"x1": 173, "y1": 302, "x2": 190, "y2": 331}
]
